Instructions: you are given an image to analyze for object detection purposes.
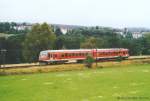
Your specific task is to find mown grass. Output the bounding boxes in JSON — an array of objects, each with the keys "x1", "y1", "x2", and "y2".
[{"x1": 0, "y1": 63, "x2": 150, "y2": 101}]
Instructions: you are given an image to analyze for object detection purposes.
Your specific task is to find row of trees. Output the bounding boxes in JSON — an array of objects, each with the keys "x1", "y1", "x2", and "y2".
[
  {"x1": 0, "y1": 22, "x2": 150, "y2": 64},
  {"x1": 0, "y1": 22, "x2": 29, "y2": 34}
]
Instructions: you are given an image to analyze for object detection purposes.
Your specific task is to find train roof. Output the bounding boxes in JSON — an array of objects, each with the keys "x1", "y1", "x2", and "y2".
[{"x1": 40, "y1": 48, "x2": 128, "y2": 54}]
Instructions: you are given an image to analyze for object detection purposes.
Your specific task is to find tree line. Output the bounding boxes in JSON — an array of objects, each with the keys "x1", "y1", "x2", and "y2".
[{"x1": 0, "y1": 22, "x2": 150, "y2": 64}]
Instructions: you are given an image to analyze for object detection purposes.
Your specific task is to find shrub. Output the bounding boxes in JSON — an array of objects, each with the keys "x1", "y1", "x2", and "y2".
[
  {"x1": 84, "y1": 55, "x2": 95, "y2": 68},
  {"x1": 116, "y1": 56, "x2": 123, "y2": 62}
]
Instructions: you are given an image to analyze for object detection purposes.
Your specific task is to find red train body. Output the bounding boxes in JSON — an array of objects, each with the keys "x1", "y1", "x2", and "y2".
[{"x1": 39, "y1": 48, "x2": 129, "y2": 64}]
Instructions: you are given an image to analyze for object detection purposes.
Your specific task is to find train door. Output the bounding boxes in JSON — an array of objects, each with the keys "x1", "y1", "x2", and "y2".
[
  {"x1": 119, "y1": 50, "x2": 123, "y2": 57},
  {"x1": 49, "y1": 53, "x2": 53, "y2": 60}
]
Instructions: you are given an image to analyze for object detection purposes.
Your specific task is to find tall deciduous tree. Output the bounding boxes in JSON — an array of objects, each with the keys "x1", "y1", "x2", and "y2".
[
  {"x1": 80, "y1": 37, "x2": 97, "y2": 49},
  {"x1": 143, "y1": 33, "x2": 150, "y2": 54},
  {"x1": 23, "y1": 23, "x2": 56, "y2": 62},
  {"x1": 54, "y1": 27, "x2": 63, "y2": 36}
]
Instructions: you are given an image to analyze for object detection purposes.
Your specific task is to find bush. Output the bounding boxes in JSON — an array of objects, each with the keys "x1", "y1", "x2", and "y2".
[
  {"x1": 84, "y1": 55, "x2": 95, "y2": 68},
  {"x1": 116, "y1": 56, "x2": 123, "y2": 62}
]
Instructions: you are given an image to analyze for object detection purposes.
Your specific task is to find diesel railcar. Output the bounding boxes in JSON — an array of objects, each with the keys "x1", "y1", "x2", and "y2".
[{"x1": 39, "y1": 48, "x2": 129, "y2": 64}]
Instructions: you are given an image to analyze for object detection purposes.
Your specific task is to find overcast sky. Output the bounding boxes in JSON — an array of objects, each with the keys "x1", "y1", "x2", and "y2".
[{"x1": 0, "y1": 0, "x2": 150, "y2": 28}]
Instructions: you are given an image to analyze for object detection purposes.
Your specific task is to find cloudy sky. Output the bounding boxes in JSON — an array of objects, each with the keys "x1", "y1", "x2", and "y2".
[{"x1": 0, "y1": 0, "x2": 150, "y2": 28}]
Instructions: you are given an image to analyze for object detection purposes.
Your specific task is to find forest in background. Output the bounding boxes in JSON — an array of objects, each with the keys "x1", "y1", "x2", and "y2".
[{"x1": 0, "y1": 22, "x2": 150, "y2": 64}]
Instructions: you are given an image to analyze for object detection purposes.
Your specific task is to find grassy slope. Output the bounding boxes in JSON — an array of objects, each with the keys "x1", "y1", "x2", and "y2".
[{"x1": 0, "y1": 64, "x2": 150, "y2": 101}]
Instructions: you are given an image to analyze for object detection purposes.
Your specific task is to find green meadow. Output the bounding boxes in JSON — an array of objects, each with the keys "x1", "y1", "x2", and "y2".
[{"x1": 0, "y1": 64, "x2": 150, "y2": 101}]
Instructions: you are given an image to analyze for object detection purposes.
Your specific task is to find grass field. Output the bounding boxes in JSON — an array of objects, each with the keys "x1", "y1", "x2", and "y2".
[{"x1": 0, "y1": 64, "x2": 150, "y2": 101}]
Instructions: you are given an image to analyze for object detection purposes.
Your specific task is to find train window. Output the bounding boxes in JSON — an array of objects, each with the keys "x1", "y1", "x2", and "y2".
[
  {"x1": 72, "y1": 53, "x2": 76, "y2": 56},
  {"x1": 78, "y1": 53, "x2": 80, "y2": 56},
  {"x1": 104, "y1": 52, "x2": 107, "y2": 55},
  {"x1": 61, "y1": 54, "x2": 64, "y2": 57},
  {"x1": 54, "y1": 54, "x2": 57, "y2": 58},
  {"x1": 48, "y1": 53, "x2": 50, "y2": 58},
  {"x1": 112, "y1": 52, "x2": 114, "y2": 55},
  {"x1": 69, "y1": 53, "x2": 71, "y2": 57},
  {"x1": 65, "y1": 53, "x2": 68, "y2": 57},
  {"x1": 76, "y1": 53, "x2": 78, "y2": 56},
  {"x1": 81, "y1": 53, "x2": 84, "y2": 56},
  {"x1": 75, "y1": 53, "x2": 77, "y2": 56},
  {"x1": 106, "y1": 52, "x2": 108, "y2": 55},
  {"x1": 82, "y1": 53, "x2": 85, "y2": 56},
  {"x1": 50, "y1": 54, "x2": 52, "y2": 58},
  {"x1": 82, "y1": 53, "x2": 84, "y2": 56},
  {"x1": 99, "y1": 52, "x2": 101, "y2": 55},
  {"x1": 74, "y1": 53, "x2": 77, "y2": 56},
  {"x1": 79, "y1": 53, "x2": 82, "y2": 56},
  {"x1": 85, "y1": 53, "x2": 88, "y2": 56},
  {"x1": 103, "y1": 52, "x2": 106, "y2": 55}
]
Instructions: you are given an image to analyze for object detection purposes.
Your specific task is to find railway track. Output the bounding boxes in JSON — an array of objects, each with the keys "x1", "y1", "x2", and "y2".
[{"x1": 1, "y1": 55, "x2": 150, "y2": 69}]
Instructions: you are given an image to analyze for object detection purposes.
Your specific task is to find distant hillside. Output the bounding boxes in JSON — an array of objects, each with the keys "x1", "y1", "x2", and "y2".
[
  {"x1": 52, "y1": 24, "x2": 85, "y2": 29},
  {"x1": 126, "y1": 27, "x2": 150, "y2": 32}
]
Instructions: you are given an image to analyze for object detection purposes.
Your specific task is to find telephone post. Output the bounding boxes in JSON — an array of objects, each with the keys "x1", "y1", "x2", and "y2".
[{"x1": 96, "y1": 48, "x2": 98, "y2": 67}]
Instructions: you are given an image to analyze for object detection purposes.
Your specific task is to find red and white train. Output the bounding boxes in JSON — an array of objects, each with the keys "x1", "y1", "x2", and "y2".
[{"x1": 39, "y1": 48, "x2": 129, "y2": 64}]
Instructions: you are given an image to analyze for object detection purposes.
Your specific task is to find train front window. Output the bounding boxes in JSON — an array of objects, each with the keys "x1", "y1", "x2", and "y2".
[{"x1": 40, "y1": 52, "x2": 47, "y2": 57}]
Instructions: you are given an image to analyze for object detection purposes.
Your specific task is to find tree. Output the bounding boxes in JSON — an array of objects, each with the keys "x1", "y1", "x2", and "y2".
[
  {"x1": 0, "y1": 37, "x2": 6, "y2": 65},
  {"x1": 142, "y1": 33, "x2": 150, "y2": 54},
  {"x1": 106, "y1": 33, "x2": 122, "y2": 48},
  {"x1": 57, "y1": 34, "x2": 85, "y2": 49},
  {"x1": 54, "y1": 35, "x2": 64, "y2": 49},
  {"x1": 84, "y1": 55, "x2": 94, "y2": 68},
  {"x1": 54, "y1": 27, "x2": 63, "y2": 36},
  {"x1": 6, "y1": 34, "x2": 25, "y2": 63},
  {"x1": 23, "y1": 23, "x2": 56, "y2": 62},
  {"x1": 80, "y1": 37, "x2": 97, "y2": 49}
]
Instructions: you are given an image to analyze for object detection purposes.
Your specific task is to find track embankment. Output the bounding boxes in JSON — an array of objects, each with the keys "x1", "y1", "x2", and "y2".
[
  {"x1": 1, "y1": 55, "x2": 150, "y2": 69},
  {"x1": 0, "y1": 57, "x2": 150, "y2": 75}
]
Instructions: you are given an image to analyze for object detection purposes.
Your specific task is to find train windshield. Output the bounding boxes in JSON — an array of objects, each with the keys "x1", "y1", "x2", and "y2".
[{"x1": 40, "y1": 51, "x2": 48, "y2": 56}]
